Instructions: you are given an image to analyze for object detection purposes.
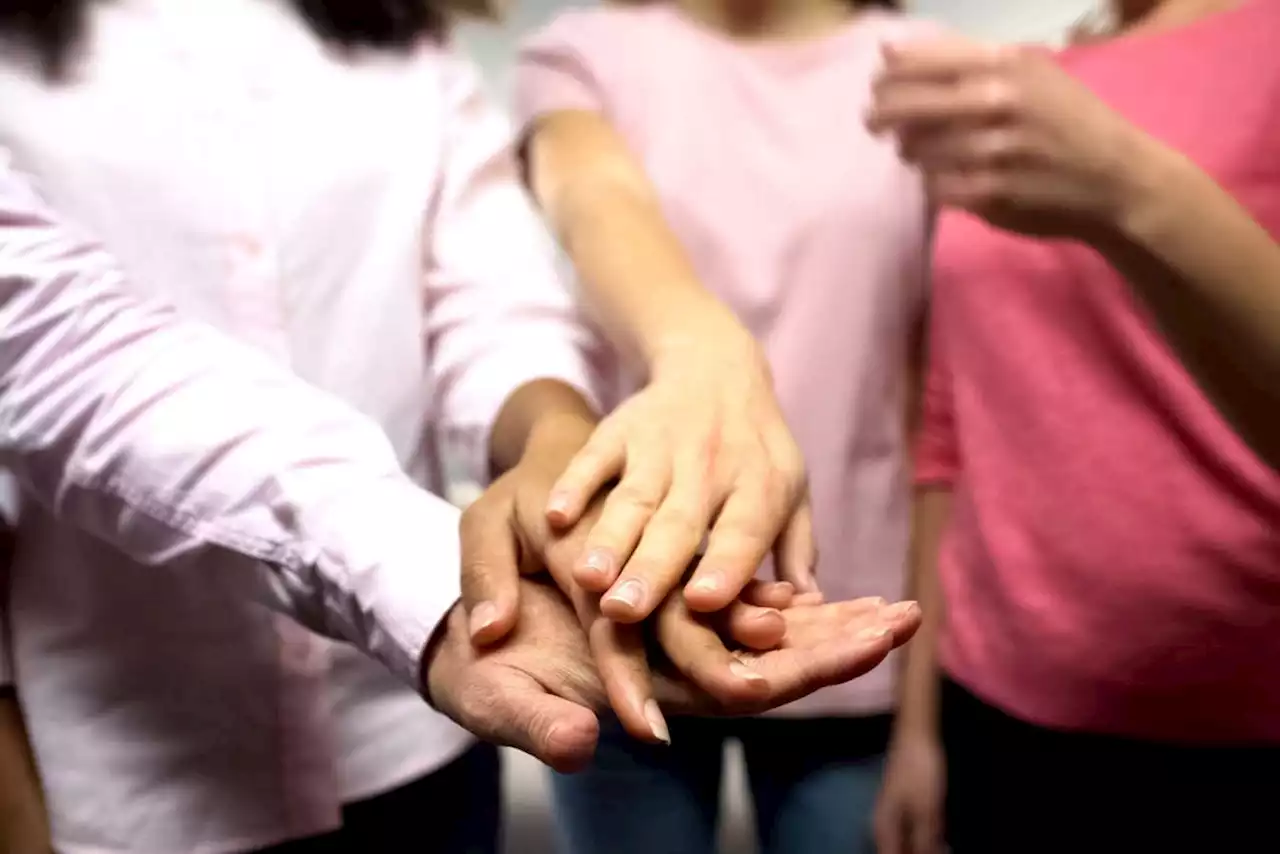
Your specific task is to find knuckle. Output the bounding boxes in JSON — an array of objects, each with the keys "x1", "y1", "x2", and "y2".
[
  {"x1": 608, "y1": 481, "x2": 664, "y2": 516},
  {"x1": 981, "y1": 78, "x2": 1019, "y2": 113}
]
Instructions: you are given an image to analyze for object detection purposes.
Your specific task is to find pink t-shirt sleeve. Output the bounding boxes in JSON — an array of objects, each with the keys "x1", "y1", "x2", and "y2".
[{"x1": 514, "y1": 12, "x2": 612, "y2": 126}]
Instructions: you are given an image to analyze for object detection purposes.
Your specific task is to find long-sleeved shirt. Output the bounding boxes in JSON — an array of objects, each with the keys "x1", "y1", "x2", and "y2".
[
  {"x1": 917, "y1": 0, "x2": 1280, "y2": 744},
  {"x1": 0, "y1": 0, "x2": 600, "y2": 851},
  {"x1": 0, "y1": 151, "x2": 450, "y2": 697}
]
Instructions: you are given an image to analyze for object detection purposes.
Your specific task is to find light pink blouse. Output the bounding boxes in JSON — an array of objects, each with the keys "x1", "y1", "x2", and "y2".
[
  {"x1": 517, "y1": 4, "x2": 933, "y2": 716},
  {"x1": 0, "y1": 0, "x2": 599, "y2": 851}
]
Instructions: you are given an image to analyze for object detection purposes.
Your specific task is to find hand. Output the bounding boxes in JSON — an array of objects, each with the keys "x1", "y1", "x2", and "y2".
[
  {"x1": 544, "y1": 331, "x2": 818, "y2": 623},
  {"x1": 424, "y1": 579, "x2": 603, "y2": 773},
  {"x1": 427, "y1": 578, "x2": 922, "y2": 770},
  {"x1": 874, "y1": 731, "x2": 947, "y2": 854},
  {"x1": 656, "y1": 595, "x2": 923, "y2": 716},
  {"x1": 459, "y1": 430, "x2": 806, "y2": 744},
  {"x1": 866, "y1": 37, "x2": 1150, "y2": 238}
]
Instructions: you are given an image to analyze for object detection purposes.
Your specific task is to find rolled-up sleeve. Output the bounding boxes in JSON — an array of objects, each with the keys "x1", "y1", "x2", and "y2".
[
  {"x1": 0, "y1": 154, "x2": 458, "y2": 690},
  {"x1": 425, "y1": 49, "x2": 604, "y2": 499}
]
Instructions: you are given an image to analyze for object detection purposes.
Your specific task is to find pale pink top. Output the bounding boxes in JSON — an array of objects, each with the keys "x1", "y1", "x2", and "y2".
[
  {"x1": 918, "y1": 0, "x2": 1280, "y2": 742},
  {"x1": 0, "y1": 146, "x2": 465, "y2": 825},
  {"x1": 517, "y1": 4, "x2": 933, "y2": 716},
  {"x1": 0, "y1": 0, "x2": 600, "y2": 850}
]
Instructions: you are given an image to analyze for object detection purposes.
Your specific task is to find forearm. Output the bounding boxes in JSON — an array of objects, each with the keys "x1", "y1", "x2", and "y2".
[
  {"x1": 893, "y1": 487, "x2": 952, "y2": 737},
  {"x1": 0, "y1": 694, "x2": 48, "y2": 854},
  {"x1": 1103, "y1": 139, "x2": 1280, "y2": 464},
  {"x1": 0, "y1": 162, "x2": 458, "y2": 688},
  {"x1": 488, "y1": 378, "x2": 599, "y2": 476}
]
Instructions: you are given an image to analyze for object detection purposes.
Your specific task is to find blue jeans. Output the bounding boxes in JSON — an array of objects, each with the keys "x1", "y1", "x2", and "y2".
[{"x1": 552, "y1": 715, "x2": 890, "y2": 854}]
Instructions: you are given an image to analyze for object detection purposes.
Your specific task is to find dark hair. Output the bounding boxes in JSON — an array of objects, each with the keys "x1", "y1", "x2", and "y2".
[{"x1": 0, "y1": 0, "x2": 495, "y2": 78}]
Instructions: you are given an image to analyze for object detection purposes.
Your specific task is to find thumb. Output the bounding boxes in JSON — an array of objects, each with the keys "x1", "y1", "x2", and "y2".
[
  {"x1": 481, "y1": 677, "x2": 601, "y2": 773},
  {"x1": 773, "y1": 499, "x2": 820, "y2": 594},
  {"x1": 459, "y1": 498, "x2": 522, "y2": 647}
]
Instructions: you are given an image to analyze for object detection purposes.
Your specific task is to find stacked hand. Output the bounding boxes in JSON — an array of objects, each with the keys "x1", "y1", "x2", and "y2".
[{"x1": 431, "y1": 339, "x2": 921, "y2": 766}]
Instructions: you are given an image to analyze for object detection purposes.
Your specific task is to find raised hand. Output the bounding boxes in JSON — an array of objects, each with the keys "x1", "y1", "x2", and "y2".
[{"x1": 866, "y1": 37, "x2": 1149, "y2": 238}]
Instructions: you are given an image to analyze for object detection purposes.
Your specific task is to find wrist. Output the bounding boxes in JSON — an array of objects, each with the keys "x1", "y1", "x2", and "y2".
[
  {"x1": 420, "y1": 599, "x2": 463, "y2": 708},
  {"x1": 524, "y1": 409, "x2": 597, "y2": 464},
  {"x1": 1106, "y1": 130, "x2": 1192, "y2": 248},
  {"x1": 646, "y1": 307, "x2": 768, "y2": 383}
]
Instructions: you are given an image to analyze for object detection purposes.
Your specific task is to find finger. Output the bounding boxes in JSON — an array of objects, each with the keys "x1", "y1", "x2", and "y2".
[
  {"x1": 880, "y1": 600, "x2": 924, "y2": 645},
  {"x1": 781, "y1": 597, "x2": 888, "y2": 640},
  {"x1": 472, "y1": 677, "x2": 601, "y2": 774},
  {"x1": 747, "y1": 624, "x2": 898, "y2": 708},
  {"x1": 866, "y1": 77, "x2": 1019, "y2": 135},
  {"x1": 715, "y1": 601, "x2": 786, "y2": 651},
  {"x1": 739, "y1": 579, "x2": 794, "y2": 610},
  {"x1": 772, "y1": 499, "x2": 819, "y2": 594},
  {"x1": 790, "y1": 591, "x2": 825, "y2": 607},
  {"x1": 587, "y1": 615, "x2": 670, "y2": 744},
  {"x1": 545, "y1": 428, "x2": 625, "y2": 529},
  {"x1": 589, "y1": 470, "x2": 678, "y2": 619},
  {"x1": 601, "y1": 466, "x2": 712, "y2": 622},
  {"x1": 458, "y1": 501, "x2": 521, "y2": 647},
  {"x1": 880, "y1": 38, "x2": 1015, "y2": 80},
  {"x1": 684, "y1": 477, "x2": 783, "y2": 613},
  {"x1": 899, "y1": 126, "x2": 1026, "y2": 172},
  {"x1": 656, "y1": 595, "x2": 771, "y2": 708}
]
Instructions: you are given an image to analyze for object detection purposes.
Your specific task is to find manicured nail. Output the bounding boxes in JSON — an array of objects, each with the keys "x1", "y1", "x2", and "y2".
[
  {"x1": 729, "y1": 660, "x2": 769, "y2": 687},
  {"x1": 857, "y1": 626, "x2": 892, "y2": 642},
  {"x1": 644, "y1": 700, "x2": 671, "y2": 744},
  {"x1": 688, "y1": 570, "x2": 724, "y2": 596},
  {"x1": 579, "y1": 549, "x2": 615, "y2": 583},
  {"x1": 469, "y1": 602, "x2": 497, "y2": 638},
  {"x1": 605, "y1": 579, "x2": 645, "y2": 611}
]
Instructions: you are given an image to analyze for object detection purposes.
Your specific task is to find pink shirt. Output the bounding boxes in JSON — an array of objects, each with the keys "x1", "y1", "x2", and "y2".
[
  {"x1": 0, "y1": 147, "x2": 457, "y2": 791},
  {"x1": 517, "y1": 4, "x2": 933, "y2": 716},
  {"x1": 0, "y1": 1, "x2": 599, "y2": 850},
  {"x1": 919, "y1": 0, "x2": 1280, "y2": 744}
]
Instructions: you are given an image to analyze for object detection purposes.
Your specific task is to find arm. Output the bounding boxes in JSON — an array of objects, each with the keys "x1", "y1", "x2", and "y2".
[
  {"x1": 423, "y1": 52, "x2": 604, "y2": 495},
  {"x1": 0, "y1": 154, "x2": 458, "y2": 689},
  {"x1": 0, "y1": 691, "x2": 48, "y2": 854},
  {"x1": 0, "y1": 499, "x2": 48, "y2": 854},
  {"x1": 509, "y1": 27, "x2": 815, "y2": 624},
  {"x1": 523, "y1": 111, "x2": 757, "y2": 371},
  {"x1": 1104, "y1": 141, "x2": 1280, "y2": 467}
]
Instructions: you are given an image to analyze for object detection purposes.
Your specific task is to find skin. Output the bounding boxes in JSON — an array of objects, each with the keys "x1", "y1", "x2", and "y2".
[
  {"x1": 427, "y1": 576, "x2": 922, "y2": 771},
  {"x1": 870, "y1": 2, "x2": 1279, "y2": 851},
  {"x1": 466, "y1": 0, "x2": 926, "y2": 744}
]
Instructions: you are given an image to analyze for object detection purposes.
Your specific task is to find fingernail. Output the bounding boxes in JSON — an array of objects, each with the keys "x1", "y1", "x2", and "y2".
[
  {"x1": 857, "y1": 626, "x2": 892, "y2": 642},
  {"x1": 580, "y1": 549, "x2": 615, "y2": 583},
  {"x1": 605, "y1": 579, "x2": 645, "y2": 611},
  {"x1": 688, "y1": 570, "x2": 724, "y2": 596},
  {"x1": 546, "y1": 491, "x2": 571, "y2": 515},
  {"x1": 644, "y1": 700, "x2": 671, "y2": 744},
  {"x1": 469, "y1": 602, "x2": 497, "y2": 638},
  {"x1": 883, "y1": 601, "x2": 920, "y2": 621},
  {"x1": 729, "y1": 660, "x2": 769, "y2": 687}
]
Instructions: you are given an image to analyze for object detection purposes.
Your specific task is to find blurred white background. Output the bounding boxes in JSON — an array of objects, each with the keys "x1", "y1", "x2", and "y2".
[{"x1": 452, "y1": 1, "x2": 1096, "y2": 851}]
